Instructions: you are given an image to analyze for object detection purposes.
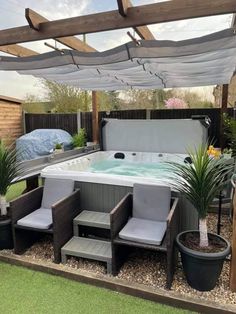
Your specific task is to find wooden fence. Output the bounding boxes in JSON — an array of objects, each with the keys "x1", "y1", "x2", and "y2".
[
  {"x1": 25, "y1": 113, "x2": 78, "y2": 135},
  {"x1": 24, "y1": 108, "x2": 235, "y2": 146}
]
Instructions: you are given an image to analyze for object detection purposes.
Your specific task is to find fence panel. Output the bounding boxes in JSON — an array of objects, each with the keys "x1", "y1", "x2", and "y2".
[
  {"x1": 25, "y1": 113, "x2": 78, "y2": 135},
  {"x1": 25, "y1": 108, "x2": 232, "y2": 146},
  {"x1": 99, "y1": 109, "x2": 147, "y2": 120},
  {"x1": 81, "y1": 112, "x2": 93, "y2": 142}
]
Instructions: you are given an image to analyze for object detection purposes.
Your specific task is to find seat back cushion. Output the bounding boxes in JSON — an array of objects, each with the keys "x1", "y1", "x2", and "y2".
[
  {"x1": 41, "y1": 178, "x2": 74, "y2": 209},
  {"x1": 133, "y1": 184, "x2": 171, "y2": 221}
]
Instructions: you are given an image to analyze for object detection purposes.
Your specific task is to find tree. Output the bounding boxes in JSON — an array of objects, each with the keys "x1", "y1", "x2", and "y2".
[
  {"x1": 97, "y1": 91, "x2": 121, "y2": 111},
  {"x1": 164, "y1": 98, "x2": 188, "y2": 109},
  {"x1": 172, "y1": 89, "x2": 214, "y2": 108},
  {"x1": 119, "y1": 89, "x2": 175, "y2": 109},
  {"x1": 42, "y1": 80, "x2": 91, "y2": 113}
]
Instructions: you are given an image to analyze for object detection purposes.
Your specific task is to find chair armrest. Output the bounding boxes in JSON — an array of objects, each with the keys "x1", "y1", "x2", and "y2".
[
  {"x1": 166, "y1": 197, "x2": 179, "y2": 247},
  {"x1": 10, "y1": 186, "x2": 43, "y2": 224},
  {"x1": 110, "y1": 193, "x2": 133, "y2": 240},
  {"x1": 52, "y1": 189, "x2": 81, "y2": 252}
]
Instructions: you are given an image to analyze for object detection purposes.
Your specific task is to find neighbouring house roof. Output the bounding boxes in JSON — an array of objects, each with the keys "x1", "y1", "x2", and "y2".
[
  {"x1": 0, "y1": 28, "x2": 236, "y2": 90},
  {"x1": 0, "y1": 95, "x2": 22, "y2": 104}
]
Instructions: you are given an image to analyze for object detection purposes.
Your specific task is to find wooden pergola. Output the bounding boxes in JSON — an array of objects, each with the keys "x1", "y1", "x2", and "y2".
[{"x1": 0, "y1": 0, "x2": 236, "y2": 291}]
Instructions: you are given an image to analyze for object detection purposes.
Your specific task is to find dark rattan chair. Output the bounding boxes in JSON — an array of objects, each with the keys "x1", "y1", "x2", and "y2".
[
  {"x1": 110, "y1": 184, "x2": 179, "y2": 289},
  {"x1": 10, "y1": 178, "x2": 80, "y2": 263}
]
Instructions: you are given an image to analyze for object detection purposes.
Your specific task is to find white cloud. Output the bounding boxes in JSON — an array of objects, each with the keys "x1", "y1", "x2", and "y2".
[{"x1": 0, "y1": 71, "x2": 43, "y2": 100}]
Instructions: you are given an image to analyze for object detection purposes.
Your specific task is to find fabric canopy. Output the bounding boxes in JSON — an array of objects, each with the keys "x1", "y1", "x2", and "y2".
[{"x1": 0, "y1": 28, "x2": 236, "y2": 90}]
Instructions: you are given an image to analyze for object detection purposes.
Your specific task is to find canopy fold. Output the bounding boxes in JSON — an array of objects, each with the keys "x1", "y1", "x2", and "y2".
[{"x1": 0, "y1": 28, "x2": 236, "y2": 90}]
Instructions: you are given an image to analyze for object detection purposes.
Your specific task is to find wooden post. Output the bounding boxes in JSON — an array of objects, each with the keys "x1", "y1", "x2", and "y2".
[
  {"x1": 92, "y1": 91, "x2": 99, "y2": 144},
  {"x1": 221, "y1": 84, "x2": 229, "y2": 111},
  {"x1": 220, "y1": 84, "x2": 229, "y2": 148},
  {"x1": 230, "y1": 187, "x2": 236, "y2": 291}
]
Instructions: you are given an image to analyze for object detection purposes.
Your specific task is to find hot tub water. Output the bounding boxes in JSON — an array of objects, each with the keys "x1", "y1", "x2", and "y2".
[{"x1": 88, "y1": 160, "x2": 170, "y2": 179}]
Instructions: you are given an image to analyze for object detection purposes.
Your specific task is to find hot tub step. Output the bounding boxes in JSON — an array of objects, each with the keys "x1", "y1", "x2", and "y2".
[
  {"x1": 61, "y1": 237, "x2": 112, "y2": 273},
  {"x1": 73, "y1": 211, "x2": 110, "y2": 236}
]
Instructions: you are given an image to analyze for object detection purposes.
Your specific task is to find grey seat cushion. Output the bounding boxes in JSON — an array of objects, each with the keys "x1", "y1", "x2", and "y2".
[
  {"x1": 133, "y1": 184, "x2": 171, "y2": 221},
  {"x1": 119, "y1": 217, "x2": 167, "y2": 245},
  {"x1": 17, "y1": 207, "x2": 52, "y2": 229},
  {"x1": 41, "y1": 178, "x2": 74, "y2": 208}
]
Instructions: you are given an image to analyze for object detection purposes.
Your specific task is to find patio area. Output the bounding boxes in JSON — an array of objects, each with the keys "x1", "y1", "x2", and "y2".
[{"x1": 1, "y1": 206, "x2": 235, "y2": 312}]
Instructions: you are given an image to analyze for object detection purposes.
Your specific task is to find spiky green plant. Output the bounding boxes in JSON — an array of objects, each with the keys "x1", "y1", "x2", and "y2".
[
  {"x1": 168, "y1": 145, "x2": 233, "y2": 247},
  {"x1": 0, "y1": 142, "x2": 22, "y2": 216},
  {"x1": 72, "y1": 128, "x2": 87, "y2": 148}
]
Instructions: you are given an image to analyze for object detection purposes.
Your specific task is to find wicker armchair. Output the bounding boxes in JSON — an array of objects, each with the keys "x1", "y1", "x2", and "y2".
[
  {"x1": 10, "y1": 178, "x2": 80, "y2": 263},
  {"x1": 110, "y1": 184, "x2": 179, "y2": 289}
]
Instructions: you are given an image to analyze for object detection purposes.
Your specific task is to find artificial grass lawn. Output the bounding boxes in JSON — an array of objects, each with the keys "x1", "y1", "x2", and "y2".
[
  {"x1": 0, "y1": 262, "x2": 193, "y2": 314},
  {"x1": 6, "y1": 180, "x2": 43, "y2": 202},
  {"x1": 6, "y1": 181, "x2": 26, "y2": 202}
]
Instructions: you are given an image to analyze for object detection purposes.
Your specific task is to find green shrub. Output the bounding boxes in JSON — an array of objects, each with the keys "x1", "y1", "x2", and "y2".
[
  {"x1": 223, "y1": 113, "x2": 236, "y2": 157},
  {"x1": 54, "y1": 143, "x2": 63, "y2": 149},
  {"x1": 72, "y1": 129, "x2": 87, "y2": 148}
]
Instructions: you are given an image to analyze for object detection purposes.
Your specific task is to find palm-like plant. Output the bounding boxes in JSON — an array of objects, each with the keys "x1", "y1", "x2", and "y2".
[
  {"x1": 0, "y1": 142, "x2": 22, "y2": 216},
  {"x1": 168, "y1": 145, "x2": 233, "y2": 247}
]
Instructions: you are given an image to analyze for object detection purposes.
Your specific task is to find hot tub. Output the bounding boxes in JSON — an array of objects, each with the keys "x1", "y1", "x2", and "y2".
[
  {"x1": 41, "y1": 150, "x2": 188, "y2": 187},
  {"x1": 41, "y1": 150, "x2": 197, "y2": 230}
]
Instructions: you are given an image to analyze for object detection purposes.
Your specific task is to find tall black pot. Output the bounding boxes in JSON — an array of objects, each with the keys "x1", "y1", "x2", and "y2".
[
  {"x1": 176, "y1": 230, "x2": 231, "y2": 291},
  {"x1": 0, "y1": 219, "x2": 13, "y2": 249}
]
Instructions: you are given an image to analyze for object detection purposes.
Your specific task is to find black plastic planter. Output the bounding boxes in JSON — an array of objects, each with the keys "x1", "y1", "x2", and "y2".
[
  {"x1": 176, "y1": 230, "x2": 231, "y2": 291},
  {"x1": 0, "y1": 219, "x2": 13, "y2": 250}
]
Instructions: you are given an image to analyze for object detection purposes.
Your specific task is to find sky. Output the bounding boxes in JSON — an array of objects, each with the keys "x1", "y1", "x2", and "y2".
[{"x1": 0, "y1": 0, "x2": 233, "y2": 101}]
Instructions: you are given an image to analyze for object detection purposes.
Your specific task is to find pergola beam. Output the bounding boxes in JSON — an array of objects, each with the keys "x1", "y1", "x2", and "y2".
[
  {"x1": 0, "y1": 0, "x2": 235, "y2": 46},
  {"x1": 0, "y1": 44, "x2": 38, "y2": 57},
  {"x1": 117, "y1": 0, "x2": 155, "y2": 40},
  {"x1": 25, "y1": 9, "x2": 96, "y2": 52},
  {"x1": 134, "y1": 26, "x2": 155, "y2": 40},
  {"x1": 117, "y1": 0, "x2": 130, "y2": 17}
]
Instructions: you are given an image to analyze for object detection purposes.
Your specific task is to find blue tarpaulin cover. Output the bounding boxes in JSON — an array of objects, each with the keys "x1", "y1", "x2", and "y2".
[{"x1": 16, "y1": 129, "x2": 72, "y2": 161}]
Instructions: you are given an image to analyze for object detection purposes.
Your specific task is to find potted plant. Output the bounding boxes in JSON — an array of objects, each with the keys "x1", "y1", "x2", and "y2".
[
  {"x1": 72, "y1": 128, "x2": 86, "y2": 149},
  {"x1": 0, "y1": 142, "x2": 22, "y2": 249},
  {"x1": 54, "y1": 142, "x2": 64, "y2": 154},
  {"x1": 168, "y1": 144, "x2": 232, "y2": 291}
]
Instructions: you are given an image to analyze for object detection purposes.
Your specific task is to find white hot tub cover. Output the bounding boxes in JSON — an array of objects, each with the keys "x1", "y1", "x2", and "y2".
[{"x1": 1, "y1": 28, "x2": 236, "y2": 90}]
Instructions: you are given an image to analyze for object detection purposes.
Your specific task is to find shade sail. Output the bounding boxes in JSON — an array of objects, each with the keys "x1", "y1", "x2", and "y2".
[{"x1": 0, "y1": 28, "x2": 236, "y2": 90}]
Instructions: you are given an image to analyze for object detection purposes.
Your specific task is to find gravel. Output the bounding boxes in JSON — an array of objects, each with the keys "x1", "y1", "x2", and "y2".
[{"x1": 1, "y1": 213, "x2": 235, "y2": 307}]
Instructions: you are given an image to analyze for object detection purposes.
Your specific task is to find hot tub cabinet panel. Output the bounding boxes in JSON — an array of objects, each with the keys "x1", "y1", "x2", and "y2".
[
  {"x1": 74, "y1": 181, "x2": 198, "y2": 231},
  {"x1": 75, "y1": 181, "x2": 132, "y2": 213}
]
